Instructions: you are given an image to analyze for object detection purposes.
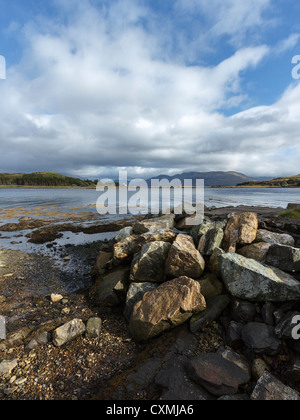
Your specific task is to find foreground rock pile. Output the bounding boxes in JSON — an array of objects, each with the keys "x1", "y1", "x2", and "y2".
[{"x1": 90, "y1": 211, "x2": 300, "y2": 400}]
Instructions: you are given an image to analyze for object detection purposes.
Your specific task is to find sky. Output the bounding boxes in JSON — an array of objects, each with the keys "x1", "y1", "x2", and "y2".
[{"x1": 0, "y1": 0, "x2": 300, "y2": 180}]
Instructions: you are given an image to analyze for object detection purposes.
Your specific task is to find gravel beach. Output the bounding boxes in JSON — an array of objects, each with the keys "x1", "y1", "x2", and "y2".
[{"x1": 1, "y1": 205, "x2": 300, "y2": 400}]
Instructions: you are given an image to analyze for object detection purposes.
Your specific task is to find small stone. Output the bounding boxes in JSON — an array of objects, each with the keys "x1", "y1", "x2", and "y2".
[
  {"x1": 231, "y1": 299, "x2": 256, "y2": 324},
  {"x1": 53, "y1": 319, "x2": 86, "y2": 347},
  {"x1": 86, "y1": 317, "x2": 102, "y2": 339},
  {"x1": 61, "y1": 307, "x2": 71, "y2": 315},
  {"x1": 251, "y1": 371, "x2": 300, "y2": 400},
  {"x1": 252, "y1": 358, "x2": 270, "y2": 380},
  {"x1": 226, "y1": 321, "x2": 243, "y2": 349},
  {"x1": 51, "y1": 294, "x2": 64, "y2": 303},
  {"x1": 0, "y1": 359, "x2": 18, "y2": 376},
  {"x1": 241, "y1": 322, "x2": 281, "y2": 355}
]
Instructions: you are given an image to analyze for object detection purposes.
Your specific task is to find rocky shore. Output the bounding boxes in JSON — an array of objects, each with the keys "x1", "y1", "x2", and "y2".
[{"x1": 1, "y1": 205, "x2": 300, "y2": 400}]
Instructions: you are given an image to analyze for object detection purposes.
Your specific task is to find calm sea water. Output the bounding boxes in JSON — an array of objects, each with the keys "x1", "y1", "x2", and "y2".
[
  {"x1": 0, "y1": 187, "x2": 299, "y2": 213},
  {"x1": 0, "y1": 187, "x2": 299, "y2": 254}
]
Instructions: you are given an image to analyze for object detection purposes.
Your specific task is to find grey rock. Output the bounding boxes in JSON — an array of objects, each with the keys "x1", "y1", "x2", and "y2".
[
  {"x1": 156, "y1": 355, "x2": 214, "y2": 401},
  {"x1": 93, "y1": 268, "x2": 130, "y2": 306},
  {"x1": 261, "y1": 302, "x2": 276, "y2": 326},
  {"x1": 275, "y1": 312, "x2": 300, "y2": 340},
  {"x1": 86, "y1": 317, "x2": 102, "y2": 339},
  {"x1": 187, "y1": 350, "x2": 251, "y2": 396},
  {"x1": 198, "y1": 272, "x2": 224, "y2": 299},
  {"x1": 190, "y1": 295, "x2": 230, "y2": 333},
  {"x1": 218, "y1": 394, "x2": 249, "y2": 400},
  {"x1": 285, "y1": 359, "x2": 300, "y2": 383},
  {"x1": 231, "y1": 299, "x2": 256, "y2": 323},
  {"x1": 226, "y1": 321, "x2": 244, "y2": 349},
  {"x1": 127, "y1": 358, "x2": 162, "y2": 394},
  {"x1": 241, "y1": 322, "x2": 281, "y2": 355},
  {"x1": 53, "y1": 319, "x2": 86, "y2": 347},
  {"x1": 114, "y1": 226, "x2": 134, "y2": 242},
  {"x1": 133, "y1": 214, "x2": 175, "y2": 234},
  {"x1": 0, "y1": 359, "x2": 18, "y2": 376},
  {"x1": 266, "y1": 244, "x2": 300, "y2": 272},
  {"x1": 130, "y1": 241, "x2": 171, "y2": 283},
  {"x1": 256, "y1": 229, "x2": 295, "y2": 246},
  {"x1": 251, "y1": 371, "x2": 300, "y2": 400},
  {"x1": 219, "y1": 253, "x2": 300, "y2": 302},
  {"x1": 208, "y1": 247, "x2": 225, "y2": 278},
  {"x1": 198, "y1": 227, "x2": 224, "y2": 256}
]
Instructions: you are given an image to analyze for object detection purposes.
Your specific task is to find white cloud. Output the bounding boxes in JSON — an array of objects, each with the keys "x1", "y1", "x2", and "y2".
[{"x1": 0, "y1": 0, "x2": 299, "y2": 179}]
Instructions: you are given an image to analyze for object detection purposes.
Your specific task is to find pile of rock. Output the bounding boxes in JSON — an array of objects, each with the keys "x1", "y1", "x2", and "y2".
[{"x1": 90, "y1": 211, "x2": 300, "y2": 400}]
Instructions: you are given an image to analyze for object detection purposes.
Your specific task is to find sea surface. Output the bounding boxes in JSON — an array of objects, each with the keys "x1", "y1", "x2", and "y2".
[
  {"x1": 0, "y1": 187, "x2": 299, "y2": 213},
  {"x1": 0, "y1": 187, "x2": 299, "y2": 253}
]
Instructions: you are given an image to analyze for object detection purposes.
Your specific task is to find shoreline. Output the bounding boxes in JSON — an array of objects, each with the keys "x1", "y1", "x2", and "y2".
[{"x1": 0, "y1": 206, "x2": 300, "y2": 400}]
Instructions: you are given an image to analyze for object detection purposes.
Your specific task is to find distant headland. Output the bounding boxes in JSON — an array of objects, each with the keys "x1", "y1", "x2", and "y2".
[
  {"x1": 0, "y1": 172, "x2": 97, "y2": 188},
  {"x1": 213, "y1": 174, "x2": 300, "y2": 188}
]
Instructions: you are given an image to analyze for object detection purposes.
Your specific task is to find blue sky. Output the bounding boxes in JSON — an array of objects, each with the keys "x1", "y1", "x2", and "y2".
[{"x1": 0, "y1": 0, "x2": 300, "y2": 179}]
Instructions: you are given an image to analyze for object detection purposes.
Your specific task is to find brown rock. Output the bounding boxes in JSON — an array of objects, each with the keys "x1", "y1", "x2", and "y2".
[
  {"x1": 187, "y1": 350, "x2": 251, "y2": 396},
  {"x1": 238, "y1": 242, "x2": 270, "y2": 263},
  {"x1": 129, "y1": 276, "x2": 206, "y2": 341},
  {"x1": 113, "y1": 235, "x2": 145, "y2": 262},
  {"x1": 165, "y1": 234, "x2": 205, "y2": 279},
  {"x1": 223, "y1": 212, "x2": 258, "y2": 253}
]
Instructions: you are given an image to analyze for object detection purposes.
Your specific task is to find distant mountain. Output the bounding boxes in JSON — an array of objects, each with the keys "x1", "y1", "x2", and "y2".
[
  {"x1": 237, "y1": 174, "x2": 300, "y2": 188},
  {"x1": 0, "y1": 172, "x2": 97, "y2": 188},
  {"x1": 146, "y1": 171, "x2": 256, "y2": 187}
]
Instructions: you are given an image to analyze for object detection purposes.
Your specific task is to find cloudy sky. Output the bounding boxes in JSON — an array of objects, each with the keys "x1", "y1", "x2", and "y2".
[{"x1": 0, "y1": 0, "x2": 300, "y2": 180}]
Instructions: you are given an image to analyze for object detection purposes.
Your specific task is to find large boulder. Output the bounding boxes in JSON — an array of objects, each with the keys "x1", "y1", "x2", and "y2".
[
  {"x1": 165, "y1": 234, "x2": 205, "y2": 279},
  {"x1": 255, "y1": 229, "x2": 295, "y2": 246},
  {"x1": 190, "y1": 220, "x2": 225, "y2": 248},
  {"x1": 124, "y1": 282, "x2": 158, "y2": 321},
  {"x1": 265, "y1": 244, "x2": 300, "y2": 272},
  {"x1": 219, "y1": 253, "x2": 300, "y2": 302},
  {"x1": 92, "y1": 268, "x2": 130, "y2": 306},
  {"x1": 129, "y1": 277, "x2": 206, "y2": 342},
  {"x1": 187, "y1": 349, "x2": 251, "y2": 396},
  {"x1": 223, "y1": 213, "x2": 258, "y2": 253},
  {"x1": 198, "y1": 227, "x2": 224, "y2": 256},
  {"x1": 130, "y1": 241, "x2": 171, "y2": 283},
  {"x1": 251, "y1": 371, "x2": 300, "y2": 400},
  {"x1": 241, "y1": 322, "x2": 281, "y2": 355}
]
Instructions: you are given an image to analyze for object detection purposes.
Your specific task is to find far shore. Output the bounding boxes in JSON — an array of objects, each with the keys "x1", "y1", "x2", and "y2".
[{"x1": 1, "y1": 184, "x2": 300, "y2": 190}]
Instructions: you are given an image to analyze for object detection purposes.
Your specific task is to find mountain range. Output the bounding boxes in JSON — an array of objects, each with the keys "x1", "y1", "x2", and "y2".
[{"x1": 146, "y1": 171, "x2": 268, "y2": 187}]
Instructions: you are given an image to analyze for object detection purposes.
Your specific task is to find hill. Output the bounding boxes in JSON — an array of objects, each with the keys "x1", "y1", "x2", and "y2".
[
  {"x1": 146, "y1": 171, "x2": 256, "y2": 187},
  {"x1": 0, "y1": 172, "x2": 97, "y2": 188},
  {"x1": 236, "y1": 174, "x2": 300, "y2": 188}
]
